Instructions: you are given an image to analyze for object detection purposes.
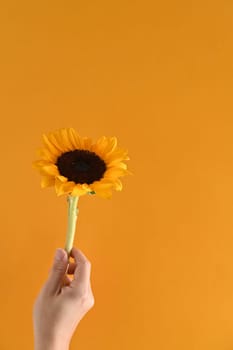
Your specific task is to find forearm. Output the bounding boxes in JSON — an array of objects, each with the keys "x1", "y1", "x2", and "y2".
[
  {"x1": 34, "y1": 336, "x2": 70, "y2": 350},
  {"x1": 35, "y1": 342, "x2": 69, "y2": 350}
]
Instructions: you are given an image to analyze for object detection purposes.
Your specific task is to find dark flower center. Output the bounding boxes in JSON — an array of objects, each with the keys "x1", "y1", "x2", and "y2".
[{"x1": 55, "y1": 149, "x2": 107, "y2": 184}]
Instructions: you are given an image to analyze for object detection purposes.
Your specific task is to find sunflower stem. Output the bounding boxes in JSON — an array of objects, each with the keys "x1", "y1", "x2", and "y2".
[{"x1": 65, "y1": 194, "x2": 79, "y2": 257}]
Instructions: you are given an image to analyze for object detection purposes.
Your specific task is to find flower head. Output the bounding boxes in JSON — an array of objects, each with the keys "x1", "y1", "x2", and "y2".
[{"x1": 32, "y1": 128, "x2": 132, "y2": 199}]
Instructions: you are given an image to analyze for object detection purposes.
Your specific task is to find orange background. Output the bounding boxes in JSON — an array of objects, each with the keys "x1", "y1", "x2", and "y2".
[{"x1": 1, "y1": 1, "x2": 233, "y2": 349}]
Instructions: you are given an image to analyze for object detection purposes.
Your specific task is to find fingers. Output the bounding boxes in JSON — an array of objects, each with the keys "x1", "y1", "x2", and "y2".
[
  {"x1": 70, "y1": 246, "x2": 89, "y2": 262},
  {"x1": 44, "y1": 248, "x2": 69, "y2": 296},
  {"x1": 62, "y1": 274, "x2": 72, "y2": 286},
  {"x1": 67, "y1": 262, "x2": 76, "y2": 275},
  {"x1": 43, "y1": 248, "x2": 92, "y2": 299},
  {"x1": 69, "y1": 247, "x2": 91, "y2": 292}
]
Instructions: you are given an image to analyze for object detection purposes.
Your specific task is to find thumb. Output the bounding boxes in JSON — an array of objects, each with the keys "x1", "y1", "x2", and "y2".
[{"x1": 45, "y1": 248, "x2": 68, "y2": 295}]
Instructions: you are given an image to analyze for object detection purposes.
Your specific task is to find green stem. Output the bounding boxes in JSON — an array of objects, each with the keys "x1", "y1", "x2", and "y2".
[{"x1": 65, "y1": 194, "x2": 79, "y2": 256}]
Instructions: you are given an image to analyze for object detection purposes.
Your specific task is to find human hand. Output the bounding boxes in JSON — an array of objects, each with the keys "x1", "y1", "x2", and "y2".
[{"x1": 33, "y1": 247, "x2": 95, "y2": 350}]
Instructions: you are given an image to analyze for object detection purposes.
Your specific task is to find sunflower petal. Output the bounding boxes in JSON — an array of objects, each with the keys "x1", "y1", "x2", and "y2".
[
  {"x1": 48, "y1": 132, "x2": 65, "y2": 152},
  {"x1": 113, "y1": 178, "x2": 123, "y2": 191},
  {"x1": 81, "y1": 183, "x2": 92, "y2": 192},
  {"x1": 36, "y1": 148, "x2": 57, "y2": 162},
  {"x1": 92, "y1": 176, "x2": 115, "y2": 185},
  {"x1": 104, "y1": 167, "x2": 129, "y2": 178},
  {"x1": 68, "y1": 128, "x2": 83, "y2": 149},
  {"x1": 93, "y1": 187, "x2": 113, "y2": 199},
  {"x1": 59, "y1": 128, "x2": 76, "y2": 151},
  {"x1": 55, "y1": 177, "x2": 64, "y2": 196},
  {"x1": 91, "y1": 181, "x2": 114, "y2": 191},
  {"x1": 82, "y1": 136, "x2": 93, "y2": 150},
  {"x1": 91, "y1": 136, "x2": 108, "y2": 157},
  {"x1": 56, "y1": 175, "x2": 68, "y2": 182},
  {"x1": 60, "y1": 181, "x2": 76, "y2": 195},
  {"x1": 48, "y1": 129, "x2": 68, "y2": 152},
  {"x1": 55, "y1": 177, "x2": 74, "y2": 196},
  {"x1": 32, "y1": 159, "x2": 51, "y2": 168},
  {"x1": 107, "y1": 157, "x2": 130, "y2": 167},
  {"x1": 53, "y1": 129, "x2": 71, "y2": 152},
  {"x1": 71, "y1": 184, "x2": 89, "y2": 196},
  {"x1": 34, "y1": 167, "x2": 49, "y2": 176},
  {"x1": 107, "y1": 162, "x2": 128, "y2": 170},
  {"x1": 41, "y1": 175, "x2": 55, "y2": 188},
  {"x1": 104, "y1": 136, "x2": 118, "y2": 155},
  {"x1": 105, "y1": 148, "x2": 129, "y2": 164},
  {"x1": 41, "y1": 164, "x2": 59, "y2": 176},
  {"x1": 42, "y1": 134, "x2": 61, "y2": 155}
]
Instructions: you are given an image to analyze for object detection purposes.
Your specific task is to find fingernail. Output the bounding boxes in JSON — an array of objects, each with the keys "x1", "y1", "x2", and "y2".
[{"x1": 55, "y1": 249, "x2": 66, "y2": 261}]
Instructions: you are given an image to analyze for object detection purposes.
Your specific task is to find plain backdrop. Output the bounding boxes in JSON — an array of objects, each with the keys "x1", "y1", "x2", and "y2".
[{"x1": 0, "y1": 1, "x2": 233, "y2": 349}]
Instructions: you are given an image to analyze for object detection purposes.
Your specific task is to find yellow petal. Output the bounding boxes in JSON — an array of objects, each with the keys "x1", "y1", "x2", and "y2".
[
  {"x1": 41, "y1": 175, "x2": 55, "y2": 188},
  {"x1": 106, "y1": 157, "x2": 129, "y2": 167},
  {"x1": 105, "y1": 148, "x2": 129, "y2": 164},
  {"x1": 104, "y1": 167, "x2": 129, "y2": 178},
  {"x1": 32, "y1": 161, "x2": 46, "y2": 170},
  {"x1": 82, "y1": 136, "x2": 93, "y2": 150},
  {"x1": 55, "y1": 177, "x2": 62, "y2": 196},
  {"x1": 49, "y1": 130, "x2": 68, "y2": 152},
  {"x1": 41, "y1": 164, "x2": 59, "y2": 176},
  {"x1": 32, "y1": 159, "x2": 51, "y2": 168},
  {"x1": 36, "y1": 148, "x2": 57, "y2": 162},
  {"x1": 71, "y1": 184, "x2": 89, "y2": 196},
  {"x1": 103, "y1": 136, "x2": 118, "y2": 155},
  {"x1": 55, "y1": 177, "x2": 65, "y2": 196},
  {"x1": 107, "y1": 162, "x2": 128, "y2": 170},
  {"x1": 94, "y1": 187, "x2": 113, "y2": 199},
  {"x1": 34, "y1": 167, "x2": 48, "y2": 176},
  {"x1": 91, "y1": 180, "x2": 114, "y2": 191},
  {"x1": 91, "y1": 136, "x2": 118, "y2": 157},
  {"x1": 60, "y1": 181, "x2": 76, "y2": 194},
  {"x1": 60, "y1": 128, "x2": 76, "y2": 151},
  {"x1": 91, "y1": 136, "x2": 108, "y2": 157},
  {"x1": 48, "y1": 133, "x2": 64, "y2": 152},
  {"x1": 56, "y1": 175, "x2": 68, "y2": 182},
  {"x1": 53, "y1": 129, "x2": 70, "y2": 152},
  {"x1": 113, "y1": 178, "x2": 123, "y2": 191},
  {"x1": 68, "y1": 128, "x2": 83, "y2": 149},
  {"x1": 42, "y1": 134, "x2": 61, "y2": 155},
  {"x1": 81, "y1": 183, "x2": 92, "y2": 192}
]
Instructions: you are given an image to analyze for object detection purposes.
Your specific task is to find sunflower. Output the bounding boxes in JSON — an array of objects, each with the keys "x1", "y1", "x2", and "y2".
[{"x1": 32, "y1": 127, "x2": 132, "y2": 199}]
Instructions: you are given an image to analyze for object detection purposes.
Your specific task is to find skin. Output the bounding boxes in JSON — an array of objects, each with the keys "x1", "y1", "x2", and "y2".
[{"x1": 33, "y1": 247, "x2": 95, "y2": 350}]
